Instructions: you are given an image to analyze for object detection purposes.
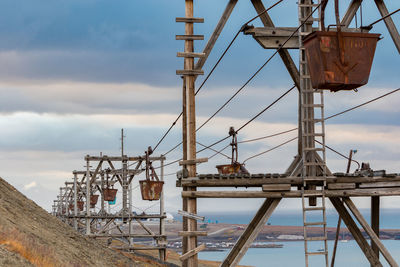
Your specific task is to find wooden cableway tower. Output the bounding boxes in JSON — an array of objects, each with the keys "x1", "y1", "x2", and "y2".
[{"x1": 176, "y1": 0, "x2": 400, "y2": 266}]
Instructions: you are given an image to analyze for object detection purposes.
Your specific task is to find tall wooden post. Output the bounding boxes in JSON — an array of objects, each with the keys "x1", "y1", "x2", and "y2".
[
  {"x1": 371, "y1": 196, "x2": 380, "y2": 266},
  {"x1": 159, "y1": 158, "x2": 166, "y2": 261},
  {"x1": 86, "y1": 156, "x2": 91, "y2": 235},
  {"x1": 73, "y1": 172, "x2": 78, "y2": 230},
  {"x1": 183, "y1": 1, "x2": 198, "y2": 266}
]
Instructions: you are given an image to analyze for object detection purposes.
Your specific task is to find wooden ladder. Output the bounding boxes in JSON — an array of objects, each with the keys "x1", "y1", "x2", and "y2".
[{"x1": 298, "y1": 1, "x2": 329, "y2": 267}]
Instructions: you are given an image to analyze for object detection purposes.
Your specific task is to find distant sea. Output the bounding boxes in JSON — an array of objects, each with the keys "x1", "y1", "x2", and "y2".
[
  {"x1": 199, "y1": 240, "x2": 400, "y2": 267},
  {"x1": 175, "y1": 209, "x2": 400, "y2": 228},
  {"x1": 173, "y1": 209, "x2": 400, "y2": 266}
]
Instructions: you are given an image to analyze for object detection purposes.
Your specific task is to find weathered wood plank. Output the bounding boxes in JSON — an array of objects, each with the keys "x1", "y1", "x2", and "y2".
[
  {"x1": 328, "y1": 183, "x2": 356, "y2": 190},
  {"x1": 178, "y1": 231, "x2": 208, "y2": 237},
  {"x1": 250, "y1": 0, "x2": 300, "y2": 89},
  {"x1": 176, "y1": 17, "x2": 204, "y2": 23},
  {"x1": 176, "y1": 35, "x2": 204, "y2": 40},
  {"x1": 262, "y1": 184, "x2": 291, "y2": 192},
  {"x1": 180, "y1": 244, "x2": 206, "y2": 261},
  {"x1": 179, "y1": 157, "x2": 208, "y2": 166},
  {"x1": 330, "y1": 197, "x2": 383, "y2": 267},
  {"x1": 221, "y1": 198, "x2": 281, "y2": 267},
  {"x1": 344, "y1": 197, "x2": 397, "y2": 267},
  {"x1": 179, "y1": 175, "x2": 400, "y2": 187},
  {"x1": 176, "y1": 70, "x2": 204, "y2": 76},
  {"x1": 177, "y1": 52, "x2": 206, "y2": 58},
  {"x1": 371, "y1": 196, "x2": 380, "y2": 267},
  {"x1": 195, "y1": 0, "x2": 238, "y2": 71},
  {"x1": 374, "y1": 0, "x2": 400, "y2": 53},
  {"x1": 182, "y1": 188, "x2": 400, "y2": 198},
  {"x1": 359, "y1": 182, "x2": 400, "y2": 188},
  {"x1": 341, "y1": 0, "x2": 362, "y2": 27}
]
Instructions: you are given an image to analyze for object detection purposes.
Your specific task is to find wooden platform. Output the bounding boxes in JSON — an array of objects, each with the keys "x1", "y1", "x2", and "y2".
[{"x1": 178, "y1": 173, "x2": 400, "y2": 198}]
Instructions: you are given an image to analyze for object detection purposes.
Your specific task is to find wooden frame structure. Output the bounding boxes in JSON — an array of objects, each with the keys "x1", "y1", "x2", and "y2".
[
  {"x1": 54, "y1": 153, "x2": 168, "y2": 261},
  {"x1": 176, "y1": 0, "x2": 400, "y2": 266}
]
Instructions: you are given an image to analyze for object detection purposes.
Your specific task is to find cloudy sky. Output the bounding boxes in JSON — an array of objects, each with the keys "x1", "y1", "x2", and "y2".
[{"x1": 0, "y1": 0, "x2": 399, "y2": 216}]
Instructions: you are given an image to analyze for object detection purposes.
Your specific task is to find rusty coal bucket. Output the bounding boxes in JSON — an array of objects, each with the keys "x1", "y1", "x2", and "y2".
[
  {"x1": 303, "y1": 31, "x2": 380, "y2": 91},
  {"x1": 77, "y1": 201, "x2": 84, "y2": 211},
  {"x1": 216, "y1": 163, "x2": 241, "y2": 174},
  {"x1": 139, "y1": 180, "x2": 164, "y2": 201},
  {"x1": 216, "y1": 162, "x2": 248, "y2": 175},
  {"x1": 90, "y1": 195, "x2": 99, "y2": 208},
  {"x1": 69, "y1": 201, "x2": 85, "y2": 211},
  {"x1": 103, "y1": 188, "x2": 118, "y2": 201}
]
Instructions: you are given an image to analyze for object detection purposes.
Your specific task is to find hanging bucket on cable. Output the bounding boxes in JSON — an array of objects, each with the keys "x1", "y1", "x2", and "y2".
[
  {"x1": 216, "y1": 162, "x2": 248, "y2": 175},
  {"x1": 103, "y1": 188, "x2": 118, "y2": 201},
  {"x1": 69, "y1": 201, "x2": 85, "y2": 211},
  {"x1": 90, "y1": 195, "x2": 99, "y2": 208},
  {"x1": 139, "y1": 180, "x2": 164, "y2": 201},
  {"x1": 303, "y1": 31, "x2": 380, "y2": 91},
  {"x1": 77, "y1": 201, "x2": 84, "y2": 211},
  {"x1": 303, "y1": 0, "x2": 380, "y2": 91}
]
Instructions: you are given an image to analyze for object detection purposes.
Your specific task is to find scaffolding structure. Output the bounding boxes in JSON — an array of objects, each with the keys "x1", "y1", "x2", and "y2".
[
  {"x1": 176, "y1": 0, "x2": 400, "y2": 267},
  {"x1": 53, "y1": 152, "x2": 167, "y2": 260}
]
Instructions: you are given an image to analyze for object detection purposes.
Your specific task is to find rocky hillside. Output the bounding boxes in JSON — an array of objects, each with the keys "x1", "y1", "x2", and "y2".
[{"x1": 0, "y1": 176, "x2": 155, "y2": 267}]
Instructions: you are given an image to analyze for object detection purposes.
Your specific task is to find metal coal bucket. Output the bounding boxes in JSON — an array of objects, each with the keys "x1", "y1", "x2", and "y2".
[
  {"x1": 303, "y1": 31, "x2": 380, "y2": 91},
  {"x1": 139, "y1": 180, "x2": 164, "y2": 201},
  {"x1": 103, "y1": 188, "x2": 118, "y2": 201},
  {"x1": 90, "y1": 194, "x2": 99, "y2": 208}
]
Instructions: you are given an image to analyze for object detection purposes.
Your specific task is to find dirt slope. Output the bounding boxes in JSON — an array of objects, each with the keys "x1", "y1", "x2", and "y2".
[{"x1": 0, "y1": 176, "x2": 151, "y2": 267}]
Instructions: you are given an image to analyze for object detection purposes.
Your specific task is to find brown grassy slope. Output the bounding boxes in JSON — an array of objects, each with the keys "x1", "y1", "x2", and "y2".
[
  {"x1": 0, "y1": 245, "x2": 34, "y2": 266},
  {"x1": 0, "y1": 176, "x2": 151, "y2": 267}
]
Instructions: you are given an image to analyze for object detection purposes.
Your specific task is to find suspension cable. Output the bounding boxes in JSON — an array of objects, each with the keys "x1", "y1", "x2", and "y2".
[
  {"x1": 361, "y1": 8, "x2": 400, "y2": 30},
  {"x1": 325, "y1": 88, "x2": 400, "y2": 121},
  {"x1": 238, "y1": 128, "x2": 297, "y2": 144},
  {"x1": 243, "y1": 137, "x2": 298, "y2": 163},
  {"x1": 315, "y1": 140, "x2": 360, "y2": 170},
  {"x1": 197, "y1": 142, "x2": 231, "y2": 159},
  {"x1": 196, "y1": 3, "x2": 321, "y2": 132},
  {"x1": 151, "y1": 0, "x2": 285, "y2": 153},
  {"x1": 240, "y1": 87, "x2": 400, "y2": 144},
  {"x1": 208, "y1": 144, "x2": 231, "y2": 160}
]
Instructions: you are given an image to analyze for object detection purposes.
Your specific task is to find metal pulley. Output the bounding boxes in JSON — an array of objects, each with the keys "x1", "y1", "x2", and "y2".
[
  {"x1": 216, "y1": 127, "x2": 249, "y2": 175},
  {"x1": 139, "y1": 146, "x2": 164, "y2": 201},
  {"x1": 303, "y1": 0, "x2": 380, "y2": 91}
]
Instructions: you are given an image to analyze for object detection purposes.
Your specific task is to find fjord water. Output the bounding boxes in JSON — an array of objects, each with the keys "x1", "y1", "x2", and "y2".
[
  {"x1": 199, "y1": 240, "x2": 400, "y2": 266},
  {"x1": 196, "y1": 210, "x2": 400, "y2": 266}
]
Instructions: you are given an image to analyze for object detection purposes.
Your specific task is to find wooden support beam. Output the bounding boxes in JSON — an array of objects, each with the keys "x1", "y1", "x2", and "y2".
[
  {"x1": 135, "y1": 218, "x2": 156, "y2": 237},
  {"x1": 179, "y1": 157, "x2": 208, "y2": 166},
  {"x1": 371, "y1": 196, "x2": 380, "y2": 267},
  {"x1": 178, "y1": 210, "x2": 205, "y2": 221},
  {"x1": 176, "y1": 17, "x2": 204, "y2": 23},
  {"x1": 359, "y1": 182, "x2": 400, "y2": 188},
  {"x1": 180, "y1": 244, "x2": 206, "y2": 261},
  {"x1": 180, "y1": 175, "x2": 400, "y2": 187},
  {"x1": 330, "y1": 197, "x2": 383, "y2": 267},
  {"x1": 262, "y1": 184, "x2": 291, "y2": 191},
  {"x1": 374, "y1": 0, "x2": 400, "y2": 53},
  {"x1": 328, "y1": 183, "x2": 356, "y2": 190},
  {"x1": 85, "y1": 156, "x2": 165, "y2": 161},
  {"x1": 343, "y1": 197, "x2": 398, "y2": 267},
  {"x1": 195, "y1": 0, "x2": 238, "y2": 71},
  {"x1": 176, "y1": 34, "x2": 204, "y2": 40},
  {"x1": 178, "y1": 231, "x2": 208, "y2": 237},
  {"x1": 177, "y1": 52, "x2": 206, "y2": 58},
  {"x1": 341, "y1": 0, "x2": 363, "y2": 27},
  {"x1": 176, "y1": 70, "x2": 204, "y2": 76},
  {"x1": 182, "y1": 187, "x2": 400, "y2": 198},
  {"x1": 250, "y1": 0, "x2": 300, "y2": 89},
  {"x1": 221, "y1": 198, "x2": 281, "y2": 267}
]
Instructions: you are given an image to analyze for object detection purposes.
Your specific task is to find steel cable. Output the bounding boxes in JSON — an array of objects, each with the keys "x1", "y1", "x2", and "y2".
[{"x1": 152, "y1": 0, "x2": 286, "y2": 154}]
